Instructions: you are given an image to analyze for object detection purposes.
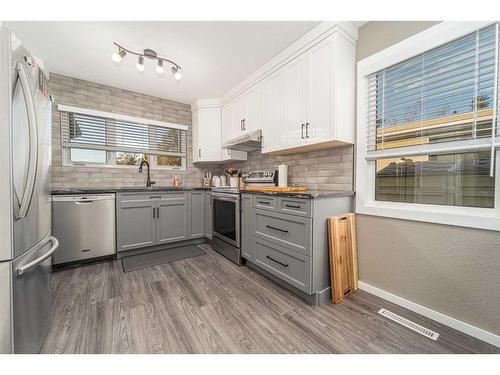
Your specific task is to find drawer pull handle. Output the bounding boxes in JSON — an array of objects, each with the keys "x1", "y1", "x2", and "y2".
[
  {"x1": 266, "y1": 225, "x2": 288, "y2": 233},
  {"x1": 285, "y1": 204, "x2": 301, "y2": 209},
  {"x1": 258, "y1": 201, "x2": 271, "y2": 205},
  {"x1": 266, "y1": 255, "x2": 288, "y2": 267}
]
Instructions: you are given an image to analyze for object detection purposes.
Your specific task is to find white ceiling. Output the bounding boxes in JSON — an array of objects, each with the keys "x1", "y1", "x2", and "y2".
[{"x1": 5, "y1": 21, "x2": 326, "y2": 104}]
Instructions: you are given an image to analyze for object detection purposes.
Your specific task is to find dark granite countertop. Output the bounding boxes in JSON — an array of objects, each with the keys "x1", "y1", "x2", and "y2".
[
  {"x1": 51, "y1": 186, "x2": 210, "y2": 195},
  {"x1": 240, "y1": 189, "x2": 355, "y2": 199}
]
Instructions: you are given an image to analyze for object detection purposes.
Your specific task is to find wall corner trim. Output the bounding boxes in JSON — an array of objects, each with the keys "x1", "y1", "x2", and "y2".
[{"x1": 358, "y1": 281, "x2": 500, "y2": 348}]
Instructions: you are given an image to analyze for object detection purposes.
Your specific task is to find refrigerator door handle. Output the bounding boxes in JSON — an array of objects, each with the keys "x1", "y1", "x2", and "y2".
[
  {"x1": 15, "y1": 62, "x2": 39, "y2": 220},
  {"x1": 16, "y1": 237, "x2": 59, "y2": 276}
]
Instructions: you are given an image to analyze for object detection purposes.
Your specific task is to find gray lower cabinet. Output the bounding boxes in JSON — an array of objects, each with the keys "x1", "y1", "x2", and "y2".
[
  {"x1": 116, "y1": 191, "x2": 208, "y2": 253},
  {"x1": 205, "y1": 192, "x2": 212, "y2": 239},
  {"x1": 156, "y1": 195, "x2": 188, "y2": 244},
  {"x1": 117, "y1": 199, "x2": 156, "y2": 252},
  {"x1": 189, "y1": 191, "x2": 205, "y2": 238},
  {"x1": 242, "y1": 192, "x2": 354, "y2": 304},
  {"x1": 241, "y1": 194, "x2": 253, "y2": 260},
  {"x1": 253, "y1": 236, "x2": 311, "y2": 293}
]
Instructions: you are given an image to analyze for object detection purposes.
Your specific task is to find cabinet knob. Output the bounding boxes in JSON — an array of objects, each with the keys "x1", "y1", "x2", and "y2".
[
  {"x1": 301, "y1": 124, "x2": 305, "y2": 139},
  {"x1": 305, "y1": 122, "x2": 310, "y2": 138}
]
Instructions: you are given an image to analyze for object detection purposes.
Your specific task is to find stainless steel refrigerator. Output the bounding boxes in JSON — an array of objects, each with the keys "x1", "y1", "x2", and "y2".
[{"x1": 0, "y1": 27, "x2": 58, "y2": 354}]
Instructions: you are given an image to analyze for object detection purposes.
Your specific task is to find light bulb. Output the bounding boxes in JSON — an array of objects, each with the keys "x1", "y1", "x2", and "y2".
[
  {"x1": 156, "y1": 59, "x2": 164, "y2": 74},
  {"x1": 172, "y1": 66, "x2": 182, "y2": 80},
  {"x1": 112, "y1": 49, "x2": 126, "y2": 63},
  {"x1": 136, "y1": 56, "x2": 145, "y2": 72}
]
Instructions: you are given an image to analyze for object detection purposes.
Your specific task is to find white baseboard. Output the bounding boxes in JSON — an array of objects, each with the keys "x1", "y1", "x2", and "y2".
[{"x1": 358, "y1": 281, "x2": 500, "y2": 348}]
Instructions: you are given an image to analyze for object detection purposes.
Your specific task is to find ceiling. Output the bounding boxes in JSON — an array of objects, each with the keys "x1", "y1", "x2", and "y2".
[{"x1": 5, "y1": 21, "x2": 328, "y2": 104}]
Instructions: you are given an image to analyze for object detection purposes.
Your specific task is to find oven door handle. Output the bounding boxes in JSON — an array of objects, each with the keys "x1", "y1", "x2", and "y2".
[{"x1": 212, "y1": 196, "x2": 239, "y2": 203}]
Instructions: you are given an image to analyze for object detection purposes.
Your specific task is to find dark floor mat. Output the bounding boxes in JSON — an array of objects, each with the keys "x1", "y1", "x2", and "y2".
[{"x1": 121, "y1": 245, "x2": 206, "y2": 272}]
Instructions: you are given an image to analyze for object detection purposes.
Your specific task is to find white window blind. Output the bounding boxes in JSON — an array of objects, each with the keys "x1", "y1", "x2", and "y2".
[
  {"x1": 60, "y1": 109, "x2": 187, "y2": 158},
  {"x1": 366, "y1": 23, "x2": 500, "y2": 166}
]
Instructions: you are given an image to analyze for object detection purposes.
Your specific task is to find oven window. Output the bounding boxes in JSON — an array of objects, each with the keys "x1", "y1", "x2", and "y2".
[{"x1": 213, "y1": 199, "x2": 236, "y2": 241}]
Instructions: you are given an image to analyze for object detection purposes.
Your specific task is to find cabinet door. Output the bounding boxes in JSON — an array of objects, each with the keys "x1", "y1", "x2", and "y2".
[
  {"x1": 156, "y1": 195, "x2": 188, "y2": 244},
  {"x1": 192, "y1": 108, "x2": 200, "y2": 162},
  {"x1": 245, "y1": 84, "x2": 262, "y2": 133},
  {"x1": 221, "y1": 102, "x2": 233, "y2": 143},
  {"x1": 116, "y1": 200, "x2": 156, "y2": 252},
  {"x1": 205, "y1": 192, "x2": 212, "y2": 239},
  {"x1": 261, "y1": 69, "x2": 285, "y2": 153},
  {"x1": 197, "y1": 107, "x2": 222, "y2": 161},
  {"x1": 241, "y1": 195, "x2": 254, "y2": 261},
  {"x1": 306, "y1": 37, "x2": 334, "y2": 142},
  {"x1": 189, "y1": 191, "x2": 205, "y2": 239},
  {"x1": 232, "y1": 93, "x2": 246, "y2": 135},
  {"x1": 283, "y1": 55, "x2": 307, "y2": 147}
]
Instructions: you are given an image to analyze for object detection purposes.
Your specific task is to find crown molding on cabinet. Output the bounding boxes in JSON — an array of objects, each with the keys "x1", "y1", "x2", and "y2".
[
  {"x1": 191, "y1": 98, "x2": 221, "y2": 112},
  {"x1": 191, "y1": 21, "x2": 359, "y2": 111}
]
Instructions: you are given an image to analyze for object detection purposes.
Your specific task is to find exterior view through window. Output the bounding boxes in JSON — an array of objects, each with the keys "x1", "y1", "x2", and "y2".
[
  {"x1": 368, "y1": 24, "x2": 498, "y2": 208},
  {"x1": 61, "y1": 110, "x2": 187, "y2": 169}
]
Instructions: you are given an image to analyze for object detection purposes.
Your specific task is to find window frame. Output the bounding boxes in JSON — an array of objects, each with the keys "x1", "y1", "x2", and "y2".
[
  {"x1": 356, "y1": 21, "x2": 500, "y2": 231},
  {"x1": 59, "y1": 105, "x2": 187, "y2": 171}
]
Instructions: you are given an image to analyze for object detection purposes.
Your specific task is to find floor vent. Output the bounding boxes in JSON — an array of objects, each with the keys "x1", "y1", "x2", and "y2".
[{"x1": 378, "y1": 308, "x2": 440, "y2": 341}]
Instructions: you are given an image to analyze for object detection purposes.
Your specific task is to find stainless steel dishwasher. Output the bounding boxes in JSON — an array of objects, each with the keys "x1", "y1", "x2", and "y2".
[{"x1": 52, "y1": 194, "x2": 116, "y2": 266}]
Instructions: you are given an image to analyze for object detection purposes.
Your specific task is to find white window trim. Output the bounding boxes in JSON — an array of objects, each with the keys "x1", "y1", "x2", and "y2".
[{"x1": 356, "y1": 21, "x2": 500, "y2": 231}]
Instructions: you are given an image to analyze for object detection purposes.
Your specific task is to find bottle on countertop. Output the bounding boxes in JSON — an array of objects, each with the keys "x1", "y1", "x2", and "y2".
[{"x1": 173, "y1": 175, "x2": 179, "y2": 187}]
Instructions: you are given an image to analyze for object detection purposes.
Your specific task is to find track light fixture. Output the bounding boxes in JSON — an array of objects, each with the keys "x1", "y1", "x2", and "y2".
[
  {"x1": 112, "y1": 48, "x2": 126, "y2": 63},
  {"x1": 136, "y1": 55, "x2": 145, "y2": 72},
  {"x1": 156, "y1": 59, "x2": 164, "y2": 74},
  {"x1": 171, "y1": 66, "x2": 182, "y2": 80},
  {"x1": 112, "y1": 42, "x2": 182, "y2": 79}
]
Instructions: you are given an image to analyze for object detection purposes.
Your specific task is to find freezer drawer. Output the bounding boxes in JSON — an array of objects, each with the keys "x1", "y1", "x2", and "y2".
[{"x1": 52, "y1": 194, "x2": 116, "y2": 265}]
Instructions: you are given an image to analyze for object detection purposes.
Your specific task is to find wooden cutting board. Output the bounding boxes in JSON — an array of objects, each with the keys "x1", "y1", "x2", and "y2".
[
  {"x1": 327, "y1": 213, "x2": 358, "y2": 303},
  {"x1": 242, "y1": 186, "x2": 307, "y2": 192}
]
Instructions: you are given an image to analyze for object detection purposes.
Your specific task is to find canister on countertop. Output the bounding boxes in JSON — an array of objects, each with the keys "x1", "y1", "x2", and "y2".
[{"x1": 278, "y1": 164, "x2": 288, "y2": 187}]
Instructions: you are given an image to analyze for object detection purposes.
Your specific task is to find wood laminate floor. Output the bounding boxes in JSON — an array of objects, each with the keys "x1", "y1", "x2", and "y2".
[{"x1": 41, "y1": 244, "x2": 499, "y2": 354}]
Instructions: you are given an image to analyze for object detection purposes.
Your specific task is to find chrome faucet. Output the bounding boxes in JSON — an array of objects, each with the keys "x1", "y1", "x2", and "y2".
[{"x1": 138, "y1": 159, "x2": 155, "y2": 188}]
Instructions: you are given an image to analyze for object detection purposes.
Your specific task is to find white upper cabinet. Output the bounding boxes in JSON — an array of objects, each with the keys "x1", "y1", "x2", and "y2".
[
  {"x1": 283, "y1": 54, "x2": 307, "y2": 148},
  {"x1": 261, "y1": 69, "x2": 285, "y2": 153},
  {"x1": 192, "y1": 105, "x2": 221, "y2": 162},
  {"x1": 192, "y1": 100, "x2": 246, "y2": 163},
  {"x1": 221, "y1": 101, "x2": 233, "y2": 143},
  {"x1": 306, "y1": 37, "x2": 334, "y2": 143},
  {"x1": 192, "y1": 22, "x2": 357, "y2": 160},
  {"x1": 221, "y1": 101, "x2": 246, "y2": 161},
  {"x1": 229, "y1": 85, "x2": 262, "y2": 137},
  {"x1": 244, "y1": 84, "x2": 262, "y2": 133}
]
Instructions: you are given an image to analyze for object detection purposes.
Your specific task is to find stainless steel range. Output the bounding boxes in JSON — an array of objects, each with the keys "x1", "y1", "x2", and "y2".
[
  {"x1": 210, "y1": 170, "x2": 277, "y2": 265},
  {"x1": 211, "y1": 187, "x2": 241, "y2": 265}
]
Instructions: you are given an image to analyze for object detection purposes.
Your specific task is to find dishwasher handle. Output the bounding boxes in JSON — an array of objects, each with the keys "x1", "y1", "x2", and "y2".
[{"x1": 52, "y1": 194, "x2": 115, "y2": 203}]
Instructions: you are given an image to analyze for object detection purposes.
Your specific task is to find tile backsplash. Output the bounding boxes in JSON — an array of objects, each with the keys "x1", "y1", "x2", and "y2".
[
  {"x1": 230, "y1": 146, "x2": 354, "y2": 191},
  {"x1": 49, "y1": 74, "x2": 353, "y2": 191}
]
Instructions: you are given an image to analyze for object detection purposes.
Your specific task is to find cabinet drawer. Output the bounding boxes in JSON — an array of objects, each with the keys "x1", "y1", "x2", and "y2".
[
  {"x1": 278, "y1": 197, "x2": 312, "y2": 217},
  {"x1": 253, "y1": 195, "x2": 277, "y2": 211},
  {"x1": 254, "y1": 237, "x2": 311, "y2": 293},
  {"x1": 118, "y1": 193, "x2": 151, "y2": 203},
  {"x1": 254, "y1": 210, "x2": 311, "y2": 256},
  {"x1": 118, "y1": 192, "x2": 186, "y2": 203}
]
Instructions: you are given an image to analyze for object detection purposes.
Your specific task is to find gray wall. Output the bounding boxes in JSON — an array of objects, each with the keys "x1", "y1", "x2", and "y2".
[
  {"x1": 356, "y1": 22, "x2": 500, "y2": 335},
  {"x1": 49, "y1": 74, "x2": 210, "y2": 189}
]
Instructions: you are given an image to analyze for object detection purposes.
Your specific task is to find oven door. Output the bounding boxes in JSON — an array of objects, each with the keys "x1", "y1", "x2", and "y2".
[{"x1": 212, "y1": 193, "x2": 240, "y2": 248}]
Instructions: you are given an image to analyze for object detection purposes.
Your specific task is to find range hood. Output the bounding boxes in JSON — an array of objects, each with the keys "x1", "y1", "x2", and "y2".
[{"x1": 222, "y1": 129, "x2": 262, "y2": 152}]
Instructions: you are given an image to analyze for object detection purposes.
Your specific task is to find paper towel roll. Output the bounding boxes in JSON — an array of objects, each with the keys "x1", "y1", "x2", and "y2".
[{"x1": 278, "y1": 164, "x2": 288, "y2": 187}]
